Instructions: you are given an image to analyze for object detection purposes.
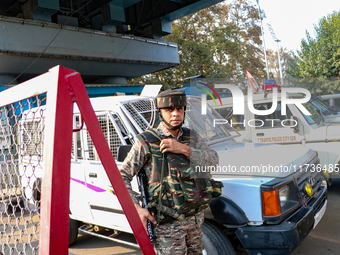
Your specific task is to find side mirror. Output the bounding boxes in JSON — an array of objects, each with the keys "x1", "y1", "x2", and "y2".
[
  {"x1": 117, "y1": 145, "x2": 132, "y2": 162},
  {"x1": 291, "y1": 116, "x2": 299, "y2": 133}
]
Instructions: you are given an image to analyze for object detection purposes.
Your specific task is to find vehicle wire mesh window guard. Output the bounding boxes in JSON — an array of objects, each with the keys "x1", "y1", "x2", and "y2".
[{"x1": 86, "y1": 113, "x2": 124, "y2": 161}]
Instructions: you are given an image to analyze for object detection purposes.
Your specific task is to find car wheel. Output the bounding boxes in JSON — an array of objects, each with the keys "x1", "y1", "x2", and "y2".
[
  {"x1": 202, "y1": 221, "x2": 236, "y2": 255},
  {"x1": 69, "y1": 218, "x2": 79, "y2": 245}
]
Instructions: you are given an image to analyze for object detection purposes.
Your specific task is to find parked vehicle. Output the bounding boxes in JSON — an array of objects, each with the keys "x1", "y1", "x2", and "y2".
[
  {"x1": 19, "y1": 89, "x2": 328, "y2": 254},
  {"x1": 210, "y1": 90, "x2": 340, "y2": 177}
]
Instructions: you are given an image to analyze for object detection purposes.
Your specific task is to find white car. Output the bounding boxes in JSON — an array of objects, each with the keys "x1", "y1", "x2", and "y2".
[{"x1": 210, "y1": 91, "x2": 340, "y2": 176}]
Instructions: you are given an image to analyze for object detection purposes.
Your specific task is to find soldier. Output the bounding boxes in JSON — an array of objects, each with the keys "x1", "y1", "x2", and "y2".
[{"x1": 120, "y1": 90, "x2": 221, "y2": 254}]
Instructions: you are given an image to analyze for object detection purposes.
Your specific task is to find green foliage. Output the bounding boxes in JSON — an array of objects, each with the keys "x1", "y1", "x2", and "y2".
[
  {"x1": 288, "y1": 11, "x2": 340, "y2": 94},
  {"x1": 130, "y1": 0, "x2": 266, "y2": 88},
  {"x1": 266, "y1": 47, "x2": 294, "y2": 83},
  {"x1": 288, "y1": 77, "x2": 340, "y2": 95}
]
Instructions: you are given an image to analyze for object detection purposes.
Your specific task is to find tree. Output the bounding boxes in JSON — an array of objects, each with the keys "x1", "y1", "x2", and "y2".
[
  {"x1": 130, "y1": 0, "x2": 266, "y2": 88},
  {"x1": 287, "y1": 11, "x2": 340, "y2": 94},
  {"x1": 266, "y1": 47, "x2": 293, "y2": 84}
]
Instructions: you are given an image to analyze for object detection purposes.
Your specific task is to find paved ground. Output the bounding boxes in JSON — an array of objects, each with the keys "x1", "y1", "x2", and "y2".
[
  {"x1": 68, "y1": 179, "x2": 340, "y2": 255},
  {"x1": 69, "y1": 231, "x2": 142, "y2": 255}
]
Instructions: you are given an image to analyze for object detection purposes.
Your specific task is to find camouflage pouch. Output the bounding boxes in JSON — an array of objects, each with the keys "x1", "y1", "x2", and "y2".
[
  {"x1": 164, "y1": 168, "x2": 190, "y2": 212},
  {"x1": 177, "y1": 159, "x2": 214, "y2": 203},
  {"x1": 210, "y1": 179, "x2": 223, "y2": 198},
  {"x1": 147, "y1": 182, "x2": 170, "y2": 207},
  {"x1": 179, "y1": 178, "x2": 201, "y2": 203}
]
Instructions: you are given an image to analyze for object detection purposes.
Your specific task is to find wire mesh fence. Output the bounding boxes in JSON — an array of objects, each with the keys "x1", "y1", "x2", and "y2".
[
  {"x1": 0, "y1": 95, "x2": 46, "y2": 255},
  {"x1": 1, "y1": 66, "x2": 158, "y2": 255}
]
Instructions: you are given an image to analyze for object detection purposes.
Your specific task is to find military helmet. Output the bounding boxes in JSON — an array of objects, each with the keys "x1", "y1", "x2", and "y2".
[{"x1": 155, "y1": 90, "x2": 187, "y2": 109}]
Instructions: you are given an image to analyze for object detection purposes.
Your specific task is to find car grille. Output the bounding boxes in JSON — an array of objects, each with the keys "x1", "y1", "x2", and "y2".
[{"x1": 295, "y1": 156, "x2": 323, "y2": 203}]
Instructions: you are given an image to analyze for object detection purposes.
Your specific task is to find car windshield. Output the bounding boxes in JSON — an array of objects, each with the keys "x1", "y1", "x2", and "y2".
[
  {"x1": 311, "y1": 96, "x2": 340, "y2": 116},
  {"x1": 293, "y1": 97, "x2": 322, "y2": 125}
]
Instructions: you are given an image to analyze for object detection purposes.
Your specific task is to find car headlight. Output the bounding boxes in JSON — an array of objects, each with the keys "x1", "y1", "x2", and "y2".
[{"x1": 279, "y1": 185, "x2": 290, "y2": 207}]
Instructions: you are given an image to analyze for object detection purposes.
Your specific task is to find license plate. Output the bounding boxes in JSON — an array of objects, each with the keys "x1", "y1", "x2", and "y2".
[{"x1": 313, "y1": 200, "x2": 327, "y2": 229}]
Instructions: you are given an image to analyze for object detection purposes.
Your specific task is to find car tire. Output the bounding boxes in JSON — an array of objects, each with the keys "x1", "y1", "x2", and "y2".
[
  {"x1": 69, "y1": 218, "x2": 79, "y2": 245},
  {"x1": 202, "y1": 221, "x2": 236, "y2": 255}
]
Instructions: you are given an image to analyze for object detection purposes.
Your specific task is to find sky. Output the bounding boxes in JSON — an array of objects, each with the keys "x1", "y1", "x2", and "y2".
[{"x1": 249, "y1": 0, "x2": 340, "y2": 53}]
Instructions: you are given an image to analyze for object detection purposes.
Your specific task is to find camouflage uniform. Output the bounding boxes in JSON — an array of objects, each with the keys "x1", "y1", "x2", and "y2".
[
  {"x1": 120, "y1": 122, "x2": 218, "y2": 254},
  {"x1": 154, "y1": 210, "x2": 205, "y2": 254}
]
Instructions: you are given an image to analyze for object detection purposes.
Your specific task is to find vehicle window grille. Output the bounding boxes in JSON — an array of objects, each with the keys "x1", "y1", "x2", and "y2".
[
  {"x1": 121, "y1": 110, "x2": 139, "y2": 138},
  {"x1": 113, "y1": 113, "x2": 134, "y2": 144},
  {"x1": 86, "y1": 113, "x2": 123, "y2": 160},
  {"x1": 121, "y1": 100, "x2": 153, "y2": 131},
  {"x1": 108, "y1": 120, "x2": 123, "y2": 156},
  {"x1": 72, "y1": 115, "x2": 82, "y2": 160}
]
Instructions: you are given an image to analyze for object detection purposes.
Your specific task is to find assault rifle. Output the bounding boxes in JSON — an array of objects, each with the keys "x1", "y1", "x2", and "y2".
[{"x1": 137, "y1": 168, "x2": 156, "y2": 243}]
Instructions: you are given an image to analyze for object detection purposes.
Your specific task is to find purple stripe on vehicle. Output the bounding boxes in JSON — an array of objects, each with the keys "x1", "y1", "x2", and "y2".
[{"x1": 71, "y1": 178, "x2": 106, "y2": 192}]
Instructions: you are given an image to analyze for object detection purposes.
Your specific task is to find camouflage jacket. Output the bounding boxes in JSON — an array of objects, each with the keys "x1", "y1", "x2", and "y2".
[{"x1": 119, "y1": 122, "x2": 219, "y2": 208}]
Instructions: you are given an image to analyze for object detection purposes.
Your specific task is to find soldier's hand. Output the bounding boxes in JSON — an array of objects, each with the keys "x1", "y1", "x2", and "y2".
[
  {"x1": 135, "y1": 203, "x2": 156, "y2": 231},
  {"x1": 160, "y1": 139, "x2": 191, "y2": 157}
]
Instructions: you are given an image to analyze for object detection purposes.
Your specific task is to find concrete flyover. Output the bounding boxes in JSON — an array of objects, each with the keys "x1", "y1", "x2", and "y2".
[{"x1": 0, "y1": 0, "x2": 224, "y2": 84}]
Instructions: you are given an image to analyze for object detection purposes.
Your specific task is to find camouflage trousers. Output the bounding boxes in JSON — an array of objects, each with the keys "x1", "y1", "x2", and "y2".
[{"x1": 154, "y1": 211, "x2": 204, "y2": 255}]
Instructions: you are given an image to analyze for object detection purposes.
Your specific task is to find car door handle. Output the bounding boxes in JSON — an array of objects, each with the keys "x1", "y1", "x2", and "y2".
[
  {"x1": 89, "y1": 173, "x2": 97, "y2": 178},
  {"x1": 257, "y1": 133, "x2": 264, "y2": 136}
]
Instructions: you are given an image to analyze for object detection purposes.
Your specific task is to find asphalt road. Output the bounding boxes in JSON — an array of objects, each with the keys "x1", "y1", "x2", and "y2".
[
  {"x1": 68, "y1": 179, "x2": 340, "y2": 255},
  {"x1": 292, "y1": 178, "x2": 340, "y2": 255},
  {"x1": 68, "y1": 231, "x2": 142, "y2": 255}
]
